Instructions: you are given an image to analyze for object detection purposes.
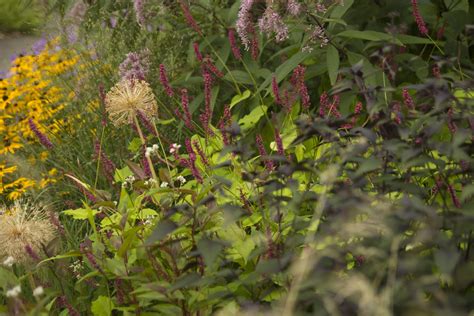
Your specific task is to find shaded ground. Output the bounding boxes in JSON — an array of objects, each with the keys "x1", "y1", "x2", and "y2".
[{"x1": 0, "y1": 33, "x2": 40, "y2": 74}]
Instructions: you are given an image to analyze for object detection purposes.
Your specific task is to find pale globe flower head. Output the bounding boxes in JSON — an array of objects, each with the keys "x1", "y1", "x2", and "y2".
[
  {"x1": 105, "y1": 79, "x2": 158, "y2": 126},
  {"x1": 160, "y1": 181, "x2": 169, "y2": 188},
  {"x1": 0, "y1": 201, "x2": 55, "y2": 264},
  {"x1": 6, "y1": 285, "x2": 21, "y2": 298},
  {"x1": 33, "y1": 286, "x2": 44, "y2": 297}
]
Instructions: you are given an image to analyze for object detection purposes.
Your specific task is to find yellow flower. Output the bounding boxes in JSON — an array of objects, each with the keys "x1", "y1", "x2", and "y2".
[
  {"x1": 105, "y1": 79, "x2": 158, "y2": 126},
  {"x1": 0, "y1": 201, "x2": 56, "y2": 264},
  {"x1": 0, "y1": 164, "x2": 18, "y2": 177}
]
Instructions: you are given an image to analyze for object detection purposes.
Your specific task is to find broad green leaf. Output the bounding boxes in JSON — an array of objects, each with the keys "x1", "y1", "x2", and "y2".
[
  {"x1": 230, "y1": 90, "x2": 251, "y2": 109},
  {"x1": 238, "y1": 105, "x2": 268, "y2": 131},
  {"x1": 197, "y1": 238, "x2": 225, "y2": 267},
  {"x1": 337, "y1": 30, "x2": 403, "y2": 45},
  {"x1": 224, "y1": 70, "x2": 253, "y2": 85},
  {"x1": 396, "y1": 34, "x2": 433, "y2": 44},
  {"x1": 63, "y1": 208, "x2": 98, "y2": 220},
  {"x1": 258, "y1": 51, "x2": 310, "y2": 95},
  {"x1": 114, "y1": 166, "x2": 133, "y2": 182},
  {"x1": 326, "y1": 45, "x2": 340, "y2": 86},
  {"x1": 91, "y1": 296, "x2": 115, "y2": 316},
  {"x1": 328, "y1": 0, "x2": 354, "y2": 31},
  {"x1": 146, "y1": 219, "x2": 178, "y2": 245}
]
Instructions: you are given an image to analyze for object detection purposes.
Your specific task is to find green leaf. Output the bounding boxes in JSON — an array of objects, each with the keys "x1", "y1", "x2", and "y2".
[
  {"x1": 146, "y1": 219, "x2": 178, "y2": 245},
  {"x1": 396, "y1": 34, "x2": 432, "y2": 44},
  {"x1": 224, "y1": 70, "x2": 253, "y2": 85},
  {"x1": 337, "y1": 30, "x2": 403, "y2": 45},
  {"x1": 197, "y1": 238, "x2": 225, "y2": 267},
  {"x1": 238, "y1": 105, "x2": 268, "y2": 131},
  {"x1": 326, "y1": 45, "x2": 340, "y2": 86},
  {"x1": 328, "y1": 0, "x2": 354, "y2": 31},
  {"x1": 127, "y1": 138, "x2": 142, "y2": 153},
  {"x1": 156, "y1": 118, "x2": 176, "y2": 125},
  {"x1": 258, "y1": 51, "x2": 310, "y2": 95},
  {"x1": 91, "y1": 296, "x2": 115, "y2": 316},
  {"x1": 114, "y1": 166, "x2": 133, "y2": 183},
  {"x1": 63, "y1": 208, "x2": 98, "y2": 220},
  {"x1": 230, "y1": 90, "x2": 251, "y2": 109}
]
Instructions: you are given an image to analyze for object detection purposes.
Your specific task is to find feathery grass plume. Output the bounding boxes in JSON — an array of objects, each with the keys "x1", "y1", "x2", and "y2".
[
  {"x1": 105, "y1": 79, "x2": 157, "y2": 126},
  {"x1": 0, "y1": 201, "x2": 55, "y2": 264}
]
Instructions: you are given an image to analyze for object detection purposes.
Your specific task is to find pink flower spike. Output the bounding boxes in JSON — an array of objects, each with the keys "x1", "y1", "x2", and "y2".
[
  {"x1": 193, "y1": 42, "x2": 203, "y2": 62},
  {"x1": 402, "y1": 88, "x2": 415, "y2": 110},
  {"x1": 228, "y1": 29, "x2": 242, "y2": 60},
  {"x1": 256, "y1": 134, "x2": 274, "y2": 171},
  {"x1": 411, "y1": 0, "x2": 429, "y2": 36},
  {"x1": 179, "y1": 0, "x2": 201, "y2": 35},
  {"x1": 159, "y1": 64, "x2": 174, "y2": 97}
]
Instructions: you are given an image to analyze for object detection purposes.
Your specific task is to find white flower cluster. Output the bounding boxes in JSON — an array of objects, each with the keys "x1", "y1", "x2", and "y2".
[
  {"x1": 145, "y1": 144, "x2": 160, "y2": 157},
  {"x1": 33, "y1": 286, "x2": 44, "y2": 297},
  {"x1": 169, "y1": 143, "x2": 181, "y2": 154},
  {"x1": 2, "y1": 256, "x2": 15, "y2": 267},
  {"x1": 122, "y1": 175, "x2": 136, "y2": 189},
  {"x1": 144, "y1": 178, "x2": 157, "y2": 187},
  {"x1": 70, "y1": 260, "x2": 83, "y2": 278},
  {"x1": 6, "y1": 285, "x2": 21, "y2": 298}
]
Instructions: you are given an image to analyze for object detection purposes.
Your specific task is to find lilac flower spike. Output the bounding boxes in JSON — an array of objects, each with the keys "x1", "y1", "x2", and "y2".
[
  {"x1": 258, "y1": 7, "x2": 289, "y2": 42},
  {"x1": 411, "y1": 0, "x2": 428, "y2": 36},
  {"x1": 159, "y1": 64, "x2": 174, "y2": 97},
  {"x1": 236, "y1": 0, "x2": 255, "y2": 50}
]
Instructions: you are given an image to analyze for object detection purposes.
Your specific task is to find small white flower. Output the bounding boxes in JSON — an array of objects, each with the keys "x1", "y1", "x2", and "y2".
[
  {"x1": 152, "y1": 144, "x2": 159, "y2": 152},
  {"x1": 6, "y1": 285, "x2": 21, "y2": 298},
  {"x1": 2, "y1": 256, "x2": 15, "y2": 267},
  {"x1": 170, "y1": 143, "x2": 181, "y2": 154},
  {"x1": 145, "y1": 147, "x2": 153, "y2": 157},
  {"x1": 33, "y1": 286, "x2": 44, "y2": 297},
  {"x1": 160, "y1": 181, "x2": 169, "y2": 188},
  {"x1": 176, "y1": 176, "x2": 186, "y2": 185}
]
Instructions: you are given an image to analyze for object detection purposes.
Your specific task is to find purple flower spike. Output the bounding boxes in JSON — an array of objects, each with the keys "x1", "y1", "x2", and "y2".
[{"x1": 28, "y1": 118, "x2": 53, "y2": 149}]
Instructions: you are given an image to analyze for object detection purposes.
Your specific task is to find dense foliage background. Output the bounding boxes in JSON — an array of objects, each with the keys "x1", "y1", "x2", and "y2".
[{"x1": 0, "y1": 0, "x2": 473, "y2": 315}]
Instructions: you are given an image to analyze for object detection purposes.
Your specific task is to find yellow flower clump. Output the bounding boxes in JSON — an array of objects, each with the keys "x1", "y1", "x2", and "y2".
[{"x1": 0, "y1": 39, "x2": 78, "y2": 201}]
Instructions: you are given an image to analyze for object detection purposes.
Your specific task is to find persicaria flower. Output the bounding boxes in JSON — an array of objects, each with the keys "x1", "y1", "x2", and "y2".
[
  {"x1": 179, "y1": 89, "x2": 194, "y2": 129},
  {"x1": 290, "y1": 65, "x2": 310, "y2": 109},
  {"x1": 256, "y1": 135, "x2": 274, "y2": 171},
  {"x1": 159, "y1": 64, "x2": 174, "y2": 97},
  {"x1": 179, "y1": 0, "x2": 201, "y2": 35},
  {"x1": 193, "y1": 42, "x2": 203, "y2": 62},
  {"x1": 105, "y1": 79, "x2": 157, "y2": 126},
  {"x1": 402, "y1": 88, "x2": 415, "y2": 110},
  {"x1": 274, "y1": 129, "x2": 285, "y2": 156},
  {"x1": 228, "y1": 29, "x2": 242, "y2": 60},
  {"x1": 192, "y1": 140, "x2": 209, "y2": 166},
  {"x1": 411, "y1": 0, "x2": 428, "y2": 36},
  {"x1": 272, "y1": 75, "x2": 282, "y2": 105},
  {"x1": 203, "y1": 56, "x2": 224, "y2": 78}
]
